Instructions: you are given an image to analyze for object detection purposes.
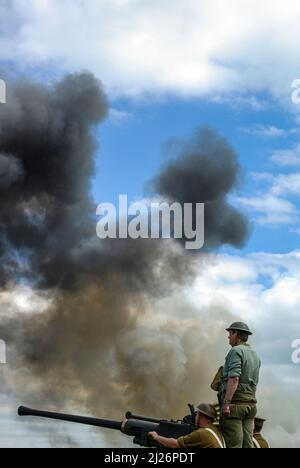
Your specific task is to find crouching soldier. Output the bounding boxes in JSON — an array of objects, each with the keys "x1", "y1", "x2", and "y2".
[{"x1": 149, "y1": 404, "x2": 226, "y2": 449}]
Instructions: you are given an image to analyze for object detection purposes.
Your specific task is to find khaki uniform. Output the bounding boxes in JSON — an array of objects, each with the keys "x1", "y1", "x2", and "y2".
[
  {"x1": 178, "y1": 423, "x2": 226, "y2": 449},
  {"x1": 220, "y1": 404, "x2": 257, "y2": 449},
  {"x1": 219, "y1": 344, "x2": 261, "y2": 449},
  {"x1": 253, "y1": 433, "x2": 270, "y2": 449}
]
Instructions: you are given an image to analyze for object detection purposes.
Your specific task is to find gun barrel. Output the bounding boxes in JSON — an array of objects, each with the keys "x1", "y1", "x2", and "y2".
[
  {"x1": 18, "y1": 406, "x2": 122, "y2": 431},
  {"x1": 126, "y1": 412, "x2": 161, "y2": 424}
]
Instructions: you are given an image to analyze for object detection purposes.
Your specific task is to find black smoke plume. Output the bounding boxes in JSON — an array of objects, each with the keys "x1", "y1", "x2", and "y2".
[
  {"x1": 0, "y1": 73, "x2": 248, "y2": 444},
  {"x1": 152, "y1": 127, "x2": 249, "y2": 249}
]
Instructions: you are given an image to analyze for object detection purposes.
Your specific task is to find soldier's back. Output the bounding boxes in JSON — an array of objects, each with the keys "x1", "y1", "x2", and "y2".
[{"x1": 178, "y1": 424, "x2": 226, "y2": 449}]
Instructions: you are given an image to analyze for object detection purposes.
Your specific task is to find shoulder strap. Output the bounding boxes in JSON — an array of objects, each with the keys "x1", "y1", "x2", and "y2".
[
  {"x1": 205, "y1": 428, "x2": 226, "y2": 448},
  {"x1": 253, "y1": 437, "x2": 261, "y2": 449}
]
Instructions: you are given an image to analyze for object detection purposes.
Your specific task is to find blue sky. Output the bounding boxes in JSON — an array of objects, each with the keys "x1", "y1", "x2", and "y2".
[{"x1": 93, "y1": 91, "x2": 300, "y2": 255}]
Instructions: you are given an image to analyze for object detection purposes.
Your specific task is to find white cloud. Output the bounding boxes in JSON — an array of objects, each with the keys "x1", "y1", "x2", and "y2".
[
  {"x1": 212, "y1": 94, "x2": 270, "y2": 111},
  {"x1": 237, "y1": 194, "x2": 299, "y2": 226},
  {"x1": 272, "y1": 143, "x2": 300, "y2": 167},
  {"x1": 242, "y1": 124, "x2": 288, "y2": 138},
  {"x1": 238, "y1": 196, "x2": 296, "y2": 214},
  {"x1": 2, "y1": 0, "x2": 300, "y2": 98},
  {"x1": 109, "y1": 108, "x2": 133, "y2": 124},
  {"x1": 241, "y1": 124, "x2": 300, "y2": 138},
  {"x1": 250, "y1": 172, "x2": 275, "y2": 183},
  {"x1": 189, "y1": 251, "x2": 300, "y2": 323},
  {"x1": 236, "y1": 131, "x2": 300, "y2": 227},
  {"x1": 236, "y1": 169, "x2": 300, "y2": 227},
  {"x1": 271, "y1": 173, "x2": 300, "y2": 197}
]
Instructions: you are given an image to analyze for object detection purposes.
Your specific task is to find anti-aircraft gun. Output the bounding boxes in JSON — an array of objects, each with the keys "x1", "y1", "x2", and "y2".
[{"x1": 18, "y1": 404, "x2": 196, "y2": 447}]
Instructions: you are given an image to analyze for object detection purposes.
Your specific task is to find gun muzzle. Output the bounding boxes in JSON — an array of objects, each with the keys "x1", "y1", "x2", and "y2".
[
  {"x1": 18, "y1": 406, "x2": 37, "y2": 417},
  {"x1": 18, "y1": 406, "x2": 122, "y2": 431}
]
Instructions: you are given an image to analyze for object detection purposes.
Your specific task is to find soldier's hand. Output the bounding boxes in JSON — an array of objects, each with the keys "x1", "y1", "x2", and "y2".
[
  {"x1": 149, "y1": 431, "x2": 159, "y2": 440},
  {"x1": 223, "y1": 404, "x2": 231, "y2": 417}
]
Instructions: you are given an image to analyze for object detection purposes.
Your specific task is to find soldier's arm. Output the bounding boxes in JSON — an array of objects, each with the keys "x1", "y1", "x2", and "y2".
[
  {"x1": 225, "y1": 376, "x2": 240, "y2": 402},
  {"x1": 223, "y1": 348, "x2": 242, "y2": 415},
  {"x1": 223, "y1": 377, "x2": 239, "y2": 416},
  {"x1": 148, "y1": 432, "x2": 179, "y2": 448}
]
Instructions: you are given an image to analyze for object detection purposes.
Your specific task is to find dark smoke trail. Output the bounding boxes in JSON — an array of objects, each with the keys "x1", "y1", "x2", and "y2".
[{"x1": 0, "y1": 72, "x2": 248, "y2": 445}]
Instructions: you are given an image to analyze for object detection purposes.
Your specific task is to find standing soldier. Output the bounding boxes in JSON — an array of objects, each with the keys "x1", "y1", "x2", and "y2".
[
  {"x1": 219, "y1": 322, "x2": 261, "y2": 449},
  {"x1": 253, "y1": 418, "x2": 270, "y2": 449}
]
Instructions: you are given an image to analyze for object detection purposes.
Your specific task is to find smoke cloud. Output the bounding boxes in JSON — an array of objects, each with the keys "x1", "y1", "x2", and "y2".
[
  {"x1": 0, "y1": 153, "x2": 23, "y2": 188},
  {"x1": 0, "y1": 72, "x2": 249, "y2": 445},
  {"x1": 152, "y1": 127, "x2": 249, "y2": 249}
]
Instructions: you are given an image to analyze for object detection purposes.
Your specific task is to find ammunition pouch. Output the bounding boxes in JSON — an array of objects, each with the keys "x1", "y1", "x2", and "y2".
[{"x1": 211, "y1": 366, "x2": 224, "y2": 392}]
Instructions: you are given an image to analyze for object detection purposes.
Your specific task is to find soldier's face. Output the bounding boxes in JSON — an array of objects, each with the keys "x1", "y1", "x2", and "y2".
[
  {"x1": 228, "y1": 330, "x2": 238, "y2": 347},
  {"x1": 195, "y1": 412, "x2": 201, "y2": 427}
]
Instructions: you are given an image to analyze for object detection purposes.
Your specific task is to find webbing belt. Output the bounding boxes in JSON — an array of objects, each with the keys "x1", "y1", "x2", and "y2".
[
  {"x1": 253, "y1": 438, "x2": 261, "y2": 449},
  {"x1": 205, "y1": 428, "x2": 226, "y2": 448}
]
